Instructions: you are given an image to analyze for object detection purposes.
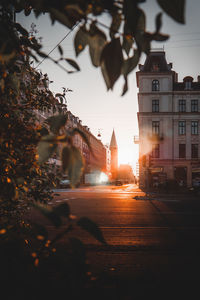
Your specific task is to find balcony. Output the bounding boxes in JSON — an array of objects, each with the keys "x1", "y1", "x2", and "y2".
[
  {"x1": 134, "y1": 136, "x2": 139, "y2": 144},
  {"x1": 148, "y1": 133, "x2": 164, "y2": 142}
]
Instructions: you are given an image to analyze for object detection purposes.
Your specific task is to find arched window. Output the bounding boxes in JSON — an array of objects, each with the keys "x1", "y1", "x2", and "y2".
[{"x1": 152, "y1": 79, "x2": 159, "y2": 91}]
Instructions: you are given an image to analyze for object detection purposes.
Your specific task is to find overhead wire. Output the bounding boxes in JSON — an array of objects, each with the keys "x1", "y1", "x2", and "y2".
[{"x1": 34, "y1": 22, "x2": 80, "y2": 69}]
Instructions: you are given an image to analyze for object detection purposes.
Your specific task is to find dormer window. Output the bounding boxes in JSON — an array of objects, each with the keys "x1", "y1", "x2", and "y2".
[
  {"x1": 152, "y1": 63, "x2": 160, "y2": 72},
  {"x1": 183, "y1": 76, "x2": 193, "y2": 90},
  {"x1": 152, "y1": 79, "x2": 159, "y2": 91},
  {"x1": 185, "y1": 81, "x2": 191, "y2": 90}
]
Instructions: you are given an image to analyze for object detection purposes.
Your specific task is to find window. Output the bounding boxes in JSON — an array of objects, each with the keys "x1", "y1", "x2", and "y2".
[
  {"x1": 152, "y1": 121, "x2": 160, "y2": 135},
  {"x1": 191, "y1": 100, "x2": 198, "y2": 112},
  {"x1": 191, "y1": 144, "x2": 198, "y2": 159},
  {"x1": 185, "y1": 81, "x2": 191, "y2": 90},
  {"x1": 152, "y1": 64, "x2": 160, "y2": 72},
  {"x1": 152, "y1": 80, "x2": 159, "y2": 91},
  {"x1": 152, "y1": 144, "x2": 160, "y2": 158},
  {"x1": 178, "y1": 121, "x2": 186, "y2": 135},
  {"x1": 179, "y1": 144, "x2": 186, "y2": 158},
  {"x1": 179, "y1": 99, "x2": 186, "y2": 112},
  {"x1": 152, "y1": 99, "x2": 159, "y2": 112},
  {"x1": 191, "y1": 121, "x2": 198, "y2": 135}
]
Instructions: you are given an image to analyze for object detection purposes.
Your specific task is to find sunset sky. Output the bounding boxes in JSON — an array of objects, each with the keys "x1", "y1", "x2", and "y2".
[{"x1": 18, "y1": 0, "x2": 200, "y2": 172}]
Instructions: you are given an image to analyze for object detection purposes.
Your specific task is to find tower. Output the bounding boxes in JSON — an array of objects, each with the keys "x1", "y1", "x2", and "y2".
[{"x1": 109, "y1": 129, "x2": 118, "y2": 180}]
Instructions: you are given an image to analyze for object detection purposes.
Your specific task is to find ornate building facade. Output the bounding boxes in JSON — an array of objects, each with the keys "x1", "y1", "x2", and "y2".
[{"x1": 136, "y1": 50, "x2": 200, "y2": 188}]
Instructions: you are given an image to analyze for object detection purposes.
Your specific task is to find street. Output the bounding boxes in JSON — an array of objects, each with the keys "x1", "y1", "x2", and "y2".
[{"x1": 29, "y1": 184, "x2": 200, "y2": 299}]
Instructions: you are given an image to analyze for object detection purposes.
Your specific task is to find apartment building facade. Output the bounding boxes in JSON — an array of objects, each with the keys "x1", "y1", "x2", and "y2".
[
  {"x1": 66, "y1": 111, "x2": 109, "y2": 182},
  {"x1": 136, "y1": 50, "x2": 200, "y2": 188}
]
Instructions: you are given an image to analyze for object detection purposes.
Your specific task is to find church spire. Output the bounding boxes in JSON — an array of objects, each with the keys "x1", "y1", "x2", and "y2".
[
  {"x1": 109, "y1": 129, "x2": 118, "y2": 180},
  {"x1": 110, "y1": 129, "x2": 117, "y2": 149}
]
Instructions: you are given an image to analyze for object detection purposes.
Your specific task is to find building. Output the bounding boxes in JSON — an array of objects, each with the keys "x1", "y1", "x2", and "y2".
[
  {"x1": 136, "y1": 50, "x2": 200, "y2": 188},
  {"x1": 65, "y1": 111, "x2": 108, "y2": 183},
  {"x1": 109, "y1": 129, "x2": 118, "y2": 180}
]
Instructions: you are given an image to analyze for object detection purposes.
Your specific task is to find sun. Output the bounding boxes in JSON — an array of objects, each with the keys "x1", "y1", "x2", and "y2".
[{"x1": 118, "y1": 144, "x2": 139, "y2": 167}]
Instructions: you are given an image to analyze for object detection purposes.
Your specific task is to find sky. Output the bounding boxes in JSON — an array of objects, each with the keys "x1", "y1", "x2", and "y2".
[{"x1": 17, "y1": 0, "x2": 200, "y2": 173}]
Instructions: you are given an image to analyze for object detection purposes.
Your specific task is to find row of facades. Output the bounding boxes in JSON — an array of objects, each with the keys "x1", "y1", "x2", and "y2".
[{"x1": 135, "y1": 50, "x2": 200, "y2": 188}]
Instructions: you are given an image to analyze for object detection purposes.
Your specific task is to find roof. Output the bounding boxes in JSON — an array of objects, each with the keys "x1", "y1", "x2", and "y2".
[
  {"x1": 110, "y1": 129, "x2": 117, "y2": 149},
  {"x1": 139, "y1": 51, "x2": 172, "y2": 72}
]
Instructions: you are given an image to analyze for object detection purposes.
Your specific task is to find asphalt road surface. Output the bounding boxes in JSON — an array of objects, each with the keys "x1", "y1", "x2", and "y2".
[{"x1": 28, "y1": 184, "x2": 200, "y2": 299}]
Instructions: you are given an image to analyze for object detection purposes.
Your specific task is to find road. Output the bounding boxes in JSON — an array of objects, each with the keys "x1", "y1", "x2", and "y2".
[{"x1": 29, "y1": 184, "x2": 200, "y2": 299}]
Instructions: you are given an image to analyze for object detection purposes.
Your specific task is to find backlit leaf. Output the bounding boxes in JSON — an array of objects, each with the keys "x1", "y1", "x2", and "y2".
[
  {"x1": 88, "y1": 22, "x2": 107, "y2": 67},
  {"x1": 121, "y1": 76, "x2": 128, "y2": 97},
  {"x1": 157, "y1": 0, "x2": 185, "y2": 24},
  {"x1": 61, "y1": 146, "x2": 71, "y2": 173},
  {"x1": 37, "y1": 140, "x2": 57, "y2": 164},
  {"x1": 100, "y1": 38, "x2": 123, "y2": 90},
  {"x1": 121, "y1": 49, "x2": 140, "y2": 77},
  {"x1": 77, "y1": 217, "x2": 107, "y2": 245},
  {"x1": 74, "y1": 25, "x2": 89, "y2": 56},
  {"x1": 122, "y1": 35, "x2": 134, "y2": 56},
  {"x1": 62, "y1": 146, "x2": 83, "y2": 187},
  {"x1": 110, "y1": 12, "x2": 122, "y2": 39}
]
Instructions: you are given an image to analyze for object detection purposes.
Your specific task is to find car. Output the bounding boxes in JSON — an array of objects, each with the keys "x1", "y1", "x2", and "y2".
[
  {"x1": 115, "y1": 180, "x2": 123, "y2": 186},
  {"x1": 59, "y1": 179, "x2": 71, "y2": 188}
]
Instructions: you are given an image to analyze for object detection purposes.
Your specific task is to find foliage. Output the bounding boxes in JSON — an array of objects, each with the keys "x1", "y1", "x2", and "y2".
[
  {"x1": 0, "y1": 201, "x2": 107, "y2": 299},
  {"x1": 0, "y1": 8, "x2": 106, "y2": 296},
  {"x1": 0, "y1": 0, "x2": 185, "y2": 95}
]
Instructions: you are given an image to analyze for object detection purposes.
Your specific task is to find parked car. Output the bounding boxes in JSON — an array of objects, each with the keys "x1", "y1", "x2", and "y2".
[
  {"x1": 59, "y1": 179, "x2": 71, "y2": 188},
  {"x1": 115, "y1": 180, "x2": 123, "y2": 186}
]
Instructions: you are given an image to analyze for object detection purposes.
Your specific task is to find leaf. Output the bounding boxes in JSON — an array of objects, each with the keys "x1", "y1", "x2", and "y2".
[
  {"x1": 100, "y1": 38, "x2": 123, "y2": 90},
  {"x1": 14, "y1": 23, "x2": 29, "y2": 36},
  {"x1": 53, "y1": 203, "x2": 70, "y2": 219},
  {"x1": 58, "y1": 45, "x2": 63, "y2": 56},
  {"x1": 37, "y1": 51, "x2": 48, "y2": 58},
  {"x1": 62, "y1": 146, "x2": 83, "y2": 187},
  {"x1": 152, "y1": 33, "x2": 169, "y2": 42},
  {"x1": 157, "y1": 0, "x2": 185, "y2": 24},
  {"x1": 46, "y1": 114, "x2": 68, "y2": 134},
  {"x1": 124, "y1": 1, "x2": 146, "y2": 35},
  {"x1": 121, "y1": 76, "x2": 128, "y2": 96},
  {"x1": 37, "y1": 140, "x2": 57, "y2": 164},
  {"x1": 77, "y1": 217, "x2": 107, "y2": 245},
  {"x1": 155, "y1": 12, "x2": 163, "y2": 33},
  {"x1": 61, "y1": 146, "x2": 71, "y2": 173},
  {"x1": 33, "y1": 203, "x2": 62, "y2": 227},
  {"x1": 122, "y1": 35, "x2": 134, "y2": 56},
  {"x1": 121, "y1": 49, "x2": 140, "y2": 77},
  {"x1": 135, "y1": 32, "x2": 151, "y2": 54},
  {"x1": 68, "y1": 147, "x2": 84, "y2": 187},
  {"x1": 65, "y1": 58, "x2": 80, "y2": 71},
  {"x1": 110, "y1": 12, "x2": 122, "y2": 39},
  {"x1": 74, "y1": 25, "x2": 89, "y2": 56},
  {"x1": 69, "y1": 237, "x2": 86, "y2": 263},
  {"x1": 49, "y1": 8, "x2": 74, "y2": 29},
  {"x1": 88, "y1": 22, "x2": 107, "y2": 67}
]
